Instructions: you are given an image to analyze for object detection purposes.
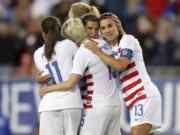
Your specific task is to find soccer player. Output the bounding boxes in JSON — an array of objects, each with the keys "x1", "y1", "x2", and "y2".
[
  {"x1": 39, "y1": 18, "x2": 121, "y2": 135},
  {"x1": 85, "y1": 12, "x2": 162, "y2": 135},
  {"x1": 33, "y1": 16, "x2": 83, "y2": 135},
  {"x1": 81, "y1": 13, "x2": 100, "y2": 38}
]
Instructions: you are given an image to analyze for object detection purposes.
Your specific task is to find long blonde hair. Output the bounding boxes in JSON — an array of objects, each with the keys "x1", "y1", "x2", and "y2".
[
  {"x1": 68, "y1": 2, "x2": 100, "y2": 18},
  {"x1": 61, "y1": 18, "x2": 87, "y2": 44}
]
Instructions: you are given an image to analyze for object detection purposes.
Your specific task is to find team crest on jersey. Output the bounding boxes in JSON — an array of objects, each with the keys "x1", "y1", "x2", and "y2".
[{"x1": 122, "y1": 49, "x2": 128, "y2": 55}]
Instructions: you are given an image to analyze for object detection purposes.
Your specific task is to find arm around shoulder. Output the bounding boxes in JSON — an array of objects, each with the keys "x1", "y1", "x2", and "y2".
[
  {"x1": 95, "y1": 50, "x2": 130, "y2": 72},
  {"x1": 39, "y1": 73, "x2": 81, "y2": 98}
]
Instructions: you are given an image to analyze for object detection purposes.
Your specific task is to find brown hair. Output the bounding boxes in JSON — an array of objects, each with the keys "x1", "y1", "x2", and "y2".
[
  {"x1": 99, "y1": 12, "x2": 126, "y2": 41},
  {"x1": 99, "y1": 12, "x2": 125, "y2": 33},
  {"x1": 41, "y1": 16, "x2": 62, "y2": 60},
  {"x1": 81, "y1": 13, "x2": 99, "y2": 26}
]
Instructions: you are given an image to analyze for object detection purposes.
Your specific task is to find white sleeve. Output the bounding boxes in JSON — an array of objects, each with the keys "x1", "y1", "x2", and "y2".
[
  {"x1": 71, "y1": 50, "x2": 87, "y2": 76},
  {"x1": 57, "y1": 39, "x2": 78, "y2": 58},
  {"x1": 68, "y1": 40, "x2": 78, "y2": 56},
  {"x1": 72, "y1": 45, "x2": 78, "y2": 57},
  {"x1": 120, "y1": 35, "x2": 136, "y2": 51},
  {"x1": 33, "y1": 50, "x2": 43, "y2": 71}
]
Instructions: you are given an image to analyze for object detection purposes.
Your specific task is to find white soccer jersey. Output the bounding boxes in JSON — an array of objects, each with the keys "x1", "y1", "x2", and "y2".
[
  {"x1": 34, "y1": 39, "x2": 83, "y2": 112},
  {"x1": 112, "y1": 35, "x2": 161, "y2": 109},
  {"x1": 72, "y1": 38, "x2": 121, "y2": 108}
]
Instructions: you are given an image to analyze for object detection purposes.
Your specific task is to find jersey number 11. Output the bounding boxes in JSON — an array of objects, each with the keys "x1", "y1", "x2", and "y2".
[{"x1": 45, "y1": 61, "x2": 63, "y2": 84}]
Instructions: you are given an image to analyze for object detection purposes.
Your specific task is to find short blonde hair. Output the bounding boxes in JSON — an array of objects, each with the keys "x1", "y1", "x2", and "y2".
[
  {"x1": 68, "y1": 2, "x2": 100, "y2": 18},
  {"x1": 61, "y1": 18, "x2": 87, "y2": 43}
]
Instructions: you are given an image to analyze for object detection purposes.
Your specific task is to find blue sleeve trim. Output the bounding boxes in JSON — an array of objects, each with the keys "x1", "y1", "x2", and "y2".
[{"x1": 120, "y1": 49, "x2": 133, "y2": 60}]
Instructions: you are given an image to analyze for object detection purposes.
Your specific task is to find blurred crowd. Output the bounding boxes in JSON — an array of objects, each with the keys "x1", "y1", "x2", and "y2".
[{"x1": 0, "y1": 0, "x2": 180, "y2": 78}]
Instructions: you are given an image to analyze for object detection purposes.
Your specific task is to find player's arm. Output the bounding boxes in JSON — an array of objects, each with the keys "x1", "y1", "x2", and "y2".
[
  {"x1": 33, "y1": 52, "x2": 51, "y2": 85},
  {"x1": 39, "y1": 73, "x2": 81, "y2": 98},
  {"x1": 95, "y1": 50, "x2": 129, "y2": 71},
  {"x1": 34, "y1": 69, "x2": 51, "y2": 85},
  {"x1": 85, "y1": 41, "x2": 130, "y2": 72}
]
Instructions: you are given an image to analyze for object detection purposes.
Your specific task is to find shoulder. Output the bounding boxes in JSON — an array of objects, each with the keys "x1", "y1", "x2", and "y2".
[
  {"x1": 120, "y1": 34, "x2": 139, "y2": 45},
  {"x1": 34, "y1": 45, "x2": 44, "y2": 57},
  {"x1": 76, "y1": 45, "x2": 88, "y2": 57},
  {"x1": 61, "y1": 39, "x2": 76, "y2": 45},
  {"x1": 120, "y1": 34, "x2": 141, "y2": 52},
  {"x1": 33, "y1": 45, "x2": 44, "y2": 66},
  {"x1": 59, "y1": 39, "x2": 76, "y2": 46},
  {"x1": 122, "y1": 34, "x2": 137, "y2": 41},
  {"x1": 56, "y1": 39, "x2": 77, "y2": 50},
  {"x1": 73, "y1": 48, "x2": 84, "y2": 60}
]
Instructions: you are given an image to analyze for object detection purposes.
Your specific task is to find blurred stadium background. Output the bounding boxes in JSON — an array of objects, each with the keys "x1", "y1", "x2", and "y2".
[{"x1": 0, "y1": 0, "x2": 180, "y2": 135}]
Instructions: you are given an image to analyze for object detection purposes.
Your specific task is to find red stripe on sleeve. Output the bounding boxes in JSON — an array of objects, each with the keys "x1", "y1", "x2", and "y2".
[
  {"x1": 127, "y1": 94, "x2": 147, "y2": 109},
  {"x1": 85, "y1": 74, "x2": 93, "y2": 79},
  {"x1": 87, "y1": 90, "x2": 93, "y2": 94},
  {"x1": 123, "y1": 79, "x2": 142, "y2": 92},
  {"x1": 124, "y1": 86, "x2": 144, "y2": 102},
  {"x1": 87, "y1": 82, "x2": 94, "y2": 86},
  {"x1": 120, "y1": 70, "x2": 139, "y2": 83},
  {"x1": 83, "y1": 104, "x2": 93, "y2": 108},
  {"x1": 125, "y1": 62, "x2": 135, "y2": 71},
  {"x1": 86, "y1": 96, "x2": 92, "y2": 101}
]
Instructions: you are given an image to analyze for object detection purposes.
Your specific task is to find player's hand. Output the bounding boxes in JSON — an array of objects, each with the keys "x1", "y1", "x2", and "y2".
[
  {"x1": 39, "y1": 86, "x2": 49, "y2": 98},
  {"x1": 84, "y1": 40, "x2": 100, "y2": 54},
  {"x1": 110, "y1": 14, "x2": 126, "y2": 35},
  {"x1": 35, "y1": 70, "x2": 51, "y2": 85}
]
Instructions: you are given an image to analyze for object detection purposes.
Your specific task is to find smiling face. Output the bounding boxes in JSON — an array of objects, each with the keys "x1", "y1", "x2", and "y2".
[
  {"x1": 85, "y1": 21, "x2": 99, "y2": 38},
  {"x1": 100, "y1": 18, "x2": 119, "y2": 45}
]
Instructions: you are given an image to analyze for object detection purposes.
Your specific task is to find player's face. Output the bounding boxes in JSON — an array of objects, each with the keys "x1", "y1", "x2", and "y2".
[
  {"x1": 100, "y1": 19, "x2": 119, "y2": 44},
  {"x1": 85, "y1": 21, "x2": 99, "y2": 38}
]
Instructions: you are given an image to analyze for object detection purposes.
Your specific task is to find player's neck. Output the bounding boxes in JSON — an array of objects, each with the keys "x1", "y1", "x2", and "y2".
[{"x1": 110, "y1": 39, "x2": 118, "y2": 47}]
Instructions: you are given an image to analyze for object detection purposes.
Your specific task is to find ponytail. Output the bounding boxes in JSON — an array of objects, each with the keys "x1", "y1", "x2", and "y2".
[{"x1": 41, "y1": 16, "x2": 62, "y2": 60}]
